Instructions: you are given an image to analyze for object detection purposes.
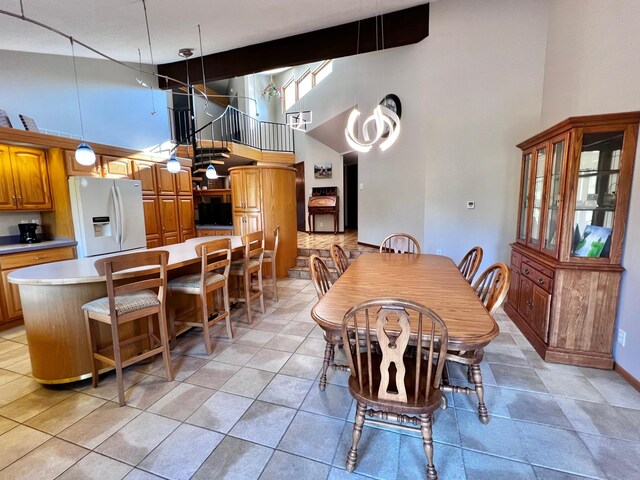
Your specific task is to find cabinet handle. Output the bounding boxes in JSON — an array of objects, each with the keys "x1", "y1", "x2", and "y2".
[
  {"x1": 527, "y1": 299, "x2": 533, "y2": 309},
  {"x1": 17, "y1": 195, "x2": 22, "y2": 206},
  {"x1": 11, "y1": 195, "x2": 17, "y2": 207},
  {"x1": 538, "y1": 278, "x2": 545, "y2": 285},
  {"x1": 523, "y1": 268, "x2": 530, "y2": 274},
  {"x1": 33, "y1": 255, "x2": 48, "y2": 260}
]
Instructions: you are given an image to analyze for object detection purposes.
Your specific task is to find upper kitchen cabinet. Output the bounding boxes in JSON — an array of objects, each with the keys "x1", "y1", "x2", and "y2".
[
  {"x1": 155, "y1": 164, "x2": 178, "y2": 195},
  {"x1": 506, "y1": 112, "x2": 640, "y2": 369},
  {"x1": 0, "y1": 145, "x2": 52, "y2": 211},
  {"x1": 101, "y1": 156, "x2": 131, "y2": 178},
  {"x1": 65, "y1": 151, "x2": 132, "y2": 179},
  {"x1": 176, "y1": 166, "x2": 192, "y2": 196},
  {"x1": 64, "y1": 150, "x2": 101, "y2": 177},
  {"x1": 131, "y1": 159, "x2": 158, "y2": 195}
]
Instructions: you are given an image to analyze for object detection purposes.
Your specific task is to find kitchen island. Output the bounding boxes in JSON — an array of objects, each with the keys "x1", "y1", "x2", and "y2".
[{"x1": 8, "y1": 236, "x2": 243, "y2": 384}]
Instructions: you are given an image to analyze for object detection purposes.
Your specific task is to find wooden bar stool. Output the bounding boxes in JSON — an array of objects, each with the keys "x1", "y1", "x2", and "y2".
[
  {"x1": 82, "y1": 250, "x2": 173, "y2": 406},
  {"x1": 230, "y1": 231, "x2": 265, "y2": 324},
  {"x1": 168, "y1": 238, "x2": 232, "y2": 355},
  {"x1": 262, "y1": 226, "x2": 279, "y2": 302}
]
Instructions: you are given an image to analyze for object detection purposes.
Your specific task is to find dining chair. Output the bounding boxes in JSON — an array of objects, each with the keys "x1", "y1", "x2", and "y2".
[
  {"x1": 341, "y1": 298, "x2": 449, "y2": 480},
  {"x1": 310, "y1": 254, "x2": 349, "y2": 390},
  {"x1": 443, "y1": 262, "x2": 510, "y2": 423},
  {"x1": 82, "y1": 250, "x2": 173, "y2": 406},
  {"x1": 168, "y1": 238, "x2": 232, "y2": 355},
  {"x1": 19, "y1": 114, "x2": 39, "y2": 132},
  {"x1": 0, "y1": 109, "x2": 12, "y2": 128},
  {"x1": 330, "y1": 243, "x2": 349, "y2": 277},
  {"x1": 229, "y1": 230, "x2": 265, "y2": 323},
  {"x1": 458, "y1": 246, "x2": 483, "y2": 284},
  {"x1": 379, "y1": 233, "x2": 421, "y2": 254},
  {"x1": 262, "y1": 226, "x2": 279, "y2": 302}
]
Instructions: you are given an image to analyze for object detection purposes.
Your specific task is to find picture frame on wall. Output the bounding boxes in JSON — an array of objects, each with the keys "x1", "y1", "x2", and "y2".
[{"x1": 314, "y1": 163, "x2": 333, "y2": 178}]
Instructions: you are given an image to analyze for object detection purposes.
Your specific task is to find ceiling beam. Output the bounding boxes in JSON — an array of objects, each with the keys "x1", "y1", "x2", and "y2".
[{"x1": 157, "y1": 3, "x2": 429, "y2": 87}]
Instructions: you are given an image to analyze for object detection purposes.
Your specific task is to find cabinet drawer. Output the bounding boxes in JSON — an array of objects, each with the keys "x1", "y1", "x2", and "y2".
[
  {"x1": 522, "y1": 257, "x2": 554, "y2": 278},
  {"x1": 0, "y1": 246, "x2": 76, "y2": 270},
  {"x1": 511, "y1": 252, "x2": 522, "y2": 271},
  {"x1": 521, "y1": 265, "x2": 553, "y2": 294}
]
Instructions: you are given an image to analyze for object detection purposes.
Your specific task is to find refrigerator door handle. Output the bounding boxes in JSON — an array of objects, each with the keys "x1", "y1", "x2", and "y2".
[
  {"x1": 111, "y1": 184, "x2": 121, "y2": 246},
  {"x1": 115, "y1": 185, "x2": 125, "y2": 247}
]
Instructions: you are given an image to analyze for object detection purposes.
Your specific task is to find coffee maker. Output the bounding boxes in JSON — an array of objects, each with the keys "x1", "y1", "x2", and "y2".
[{"x1": 18, "y1": 223, "x2": 41, "y2": 244}]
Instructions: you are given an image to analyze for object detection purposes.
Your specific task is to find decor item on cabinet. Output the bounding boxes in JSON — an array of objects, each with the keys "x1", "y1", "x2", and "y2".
[
  {"x1": 18, "y1": 114, "x2": 39, "y2": 132},
  {"x1": 314, "y1": 163, "x2": 332, "y2": 178},
  {"x1": 0, "y1": 109, "x2": 12, "y2": 128},
  {"x1": 504, "y1": 112, "x2": 639, "y2": 369},
  {"x1": 69, "y1": 38, "x2": 96, "y2": 166},
  {"x1": 344, "y1": 14, "x2": 401, "y2": 153}
]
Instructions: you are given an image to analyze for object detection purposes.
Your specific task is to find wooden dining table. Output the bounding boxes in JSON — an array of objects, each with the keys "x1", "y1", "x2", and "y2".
[{"x1": 311, "y1": 253, "x2": 499, "y2": 351}]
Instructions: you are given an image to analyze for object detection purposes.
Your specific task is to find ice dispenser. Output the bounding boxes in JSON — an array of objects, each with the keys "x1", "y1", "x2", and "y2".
[{"x1": 92, "y1": 216, "x2": 113, "y2": 237}]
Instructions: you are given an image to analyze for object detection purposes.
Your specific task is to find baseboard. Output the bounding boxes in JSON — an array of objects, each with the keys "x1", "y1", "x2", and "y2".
[
  {"x1": 614, "y1": 363, "x2": 640, "y2": 392},
  {"x1": 305, "y1": 230, "x2": 345, "y2": 235},
  {"x1": 357, "y1": 241, "x2": 379, "y2": 249},
  {"x1": 0, "y1": 318, "x2": 23, "y2": 332}
]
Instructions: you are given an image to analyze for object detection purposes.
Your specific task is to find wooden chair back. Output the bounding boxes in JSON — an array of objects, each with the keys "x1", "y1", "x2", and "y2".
[
  {"x1": 0, "y1": 110, "x2": 12, "y2": 128},
  {"x1": 196, "y1": 238, "x2": 231, "y2": 286},
  {"x1": 19, "y1": 114, "x2": 39, "y2": 132},
  {"x1": 330, "y1": 243, "x2": 349, "y2": 277},
  {"x1": 341, "y1": 298, "x2": 448, "y2": 405},
  {"x1": 310, "y1": 254, "x2": 333, "y2": 300},
  {"x1": 379, "y1": 233, "x2": 421, "y2": 254},
  {"x1": 458, "y1": 246, "x2": 483, "y2": 283},
  {"x1": 94, "y1": 250, "x2": 169, "y2": 317},
  {"x1": 472, "y1": 263, "x2": 511, "y2": 316},
  {"x1": 242, "y1": 230, "x2": 265, "y2": 263}
]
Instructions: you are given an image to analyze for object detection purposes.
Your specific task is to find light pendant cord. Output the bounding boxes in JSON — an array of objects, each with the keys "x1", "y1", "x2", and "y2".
[{"x1": 70, "y1": 38, "x2": 86, "y2": 140}]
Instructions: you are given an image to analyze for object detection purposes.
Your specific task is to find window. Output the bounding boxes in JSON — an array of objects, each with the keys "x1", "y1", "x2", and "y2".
[
  {"x1": 283, "y1": 77, "x2": 296, "y2": 111},
  {"x1": 313, "y1": 60, "x2": 332, "y2": 86},
  {"x1": 297, "y1": 69, "x2": 313, "y2": 100}
]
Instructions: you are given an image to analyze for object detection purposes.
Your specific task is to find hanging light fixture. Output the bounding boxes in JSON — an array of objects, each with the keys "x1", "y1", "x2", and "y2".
[
  {"x1": 70, "y1": 37, "x2": 96, "y2": 166},
  {"x1": 206, "y1": 164, "x2": 218, "y2": 179},
  {"x1": 167, "y1": 154, "x2": 181, "y2": 173}
]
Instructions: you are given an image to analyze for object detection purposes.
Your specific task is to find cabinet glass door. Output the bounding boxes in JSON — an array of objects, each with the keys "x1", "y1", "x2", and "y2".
[
  {"x1": 517, "y1": 152, "x2": 532, "y2": 242},
  {"x1": 571, "y1": 131, "x2": 623, "y2": 258},
  {"x1": 528, "y1": 147, "x2": 546, "y2": 247},
  {"x1": 543, "y1": 139, "x2": 565, "y2": 254}
]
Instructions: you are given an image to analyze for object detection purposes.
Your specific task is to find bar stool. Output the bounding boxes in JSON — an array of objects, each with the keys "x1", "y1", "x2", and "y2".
[
  {"x1": 168, "y1": 238, "x2": 232, "y2": 355},
  {"x1": 82, "y1": 250, "x2": 173, "y2": 406},
  {"x1": 262, "y1": 226, "x2": 279, "y2": 302},
  {"x1": 230, "y1": 231, "x2": 265, "y2": 323}
]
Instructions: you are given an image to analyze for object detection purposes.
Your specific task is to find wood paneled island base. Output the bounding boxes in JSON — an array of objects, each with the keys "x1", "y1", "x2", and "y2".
[{"x1": 9, "y1": 237, "x2": 243, "y2": 384}]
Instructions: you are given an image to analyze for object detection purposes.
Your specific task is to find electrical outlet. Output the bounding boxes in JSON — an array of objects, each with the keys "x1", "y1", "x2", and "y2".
[
  {"x1": 617, "y1": 329, "x2": 626, "y2": 347},
  {"x1": 436, "y1": 249, "x2": 442, "y2": 255},
  {"x1": 359, "y1": 183, "x2": 364, "y2": 190}
]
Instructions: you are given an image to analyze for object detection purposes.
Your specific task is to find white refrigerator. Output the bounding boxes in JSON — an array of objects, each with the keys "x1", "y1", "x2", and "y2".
[{"x1": 69, "y1": 177, "x2": 146, "y2": 258}]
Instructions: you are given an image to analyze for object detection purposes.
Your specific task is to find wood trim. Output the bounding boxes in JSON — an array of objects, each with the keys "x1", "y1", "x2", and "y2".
[{"x1": 614, "y1": 363, "x2": 640, "y2": 393}]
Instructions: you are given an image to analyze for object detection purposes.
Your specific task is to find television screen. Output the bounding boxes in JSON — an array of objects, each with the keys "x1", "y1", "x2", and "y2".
[{"x1": 198, "y1": 202, "x2": 232, "y2": 226}]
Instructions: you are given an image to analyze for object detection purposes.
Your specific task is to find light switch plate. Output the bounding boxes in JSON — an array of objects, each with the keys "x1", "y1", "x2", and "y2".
[
  {"x1": 359, "y1": 183, "x2": 364, "y2": 190},
  {"x1": 467, "y1": 201, "x2": 475, "y2": 209}
]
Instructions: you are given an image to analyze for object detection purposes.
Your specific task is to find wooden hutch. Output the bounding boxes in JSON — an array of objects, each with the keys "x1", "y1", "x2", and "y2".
[{"x1": 504, "y1": 112, "x2": 639, "y2": 368}]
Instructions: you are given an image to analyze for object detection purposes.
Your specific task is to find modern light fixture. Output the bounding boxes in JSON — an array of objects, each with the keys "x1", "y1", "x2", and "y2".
[
  {"x1": 167, "y1": 155, "x2": 181, "y2": 173},
  {"x1": 206, "y1": 164, "x2": 218, "y2": 179},
  {"x1": 70, "y1": 37, "x2": 96, "y2": 166},
  {"x1": 287, "y1": 110, "x2": 313, "y2": 131}
]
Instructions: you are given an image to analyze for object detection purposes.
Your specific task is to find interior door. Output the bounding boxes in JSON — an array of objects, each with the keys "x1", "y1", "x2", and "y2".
[{"x1": 295, "y1": 162, "x2": 305, "y2": 231}]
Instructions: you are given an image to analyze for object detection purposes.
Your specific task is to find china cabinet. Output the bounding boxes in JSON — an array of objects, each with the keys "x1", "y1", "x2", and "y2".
[{"x1": 505, "y1": 112, "x2": 639, "y2": 368}]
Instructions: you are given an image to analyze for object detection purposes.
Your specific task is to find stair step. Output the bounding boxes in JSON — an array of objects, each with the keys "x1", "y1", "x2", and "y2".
[
  {"x1": 296, "y1": 247, "x2": 375, "y2": 259},
  {"x1": 288, "y1": 265, "x2": 339, "y2": 281},
  {"x1": 295, "y1": 255, "x2": 337, "y2": 268}
]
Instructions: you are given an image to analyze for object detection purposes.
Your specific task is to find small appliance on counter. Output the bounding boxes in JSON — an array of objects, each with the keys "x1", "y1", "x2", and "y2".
[{"x1": 18, "y1": 222, "x2": 41, "y2": 244}]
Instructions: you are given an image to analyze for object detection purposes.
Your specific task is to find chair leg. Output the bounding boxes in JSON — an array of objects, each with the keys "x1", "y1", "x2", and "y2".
[
  {"x1": 319, "y1": 340, "x2": 335, "y2": 391},
  {"x1": 147, "y1": 315, "x2": 155, "y2": 351},
  {"x1": 346, "y1": 402, "x2": 366, "y2": 472},
  {"x1": 244, "y1": 271, "x2": 253, "y2": 324},
  {"x1": 83, "y1": 310, "x2": 99, "y2": 388},
  {"x1": 223, "y1": 283, "x2": 233, "y2": 339},
  {"x1": 157, "y1": 309, "x2": 174, "y2": 382},
  {"x1": 421, "y1": 414, "x2": 438, "y2": 480},
  {"x1": 272, "y1": 261, "x2": 278, "y2": 303},
  {"x1": 109, "y1": 320, "x2": 125, "y2": 407},
  {"x1": 201, "y1": 293, "x2": 213, "y2": 356},
  {"x1": 257, "y1": 268, "x2": 265, "y2": 314},
  {"x1": 470, "y1": 364, "x2": 489, "y2": 423}
]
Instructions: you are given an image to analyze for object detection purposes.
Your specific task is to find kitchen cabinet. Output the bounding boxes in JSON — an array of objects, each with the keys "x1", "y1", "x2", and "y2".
[
  {"x1": 64, "y1": 150, "x2": 102, "y2": 177},
  {"x1": 0, "y1": 145, "x2": 52, "y2": 211},
  {"x1": 132, "y1": 159, "x2": 158, "y2": 195},
  {"x1": 156, "y1": 164, "x2": 178, "y2": 195},
  {"x1": 101, "y1": 155, "x2": 131, "y2": 178},
  {"x1": 65, "y1": 151, "x2": 132, "y2": 179},
  {"x1": 230, "y1": 168, "x2": 262, "y2": 211},
  {"x1": 142, "y1": 196, "x2": 162, "y2": 249},
  {"x1": 159, "y1": 196, "x2": 180, "y2": 245},
  {"x1": 176, "y1": 167, "x2": 192, "y2": 196},
  {"x1": 178, "y1": 196, "x2": 196, "y2": 241},
  {"x1": 0, "y1": 246, "x2": 76, "y2": 324},
  {"x1": 504, "y1": 112, "x2": 640, "y2": 368}
]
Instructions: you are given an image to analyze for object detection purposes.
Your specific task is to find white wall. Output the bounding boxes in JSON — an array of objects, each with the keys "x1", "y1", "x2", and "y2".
[
  {"x1": 541, "y1": 0, "x2": 640, "y2": 379},
  {"x1": 0, "y1": 49, "x2": 169, "y2": 151},
  {"x1": 0, "y1": 213, "x2": 42, "y2": 238}
]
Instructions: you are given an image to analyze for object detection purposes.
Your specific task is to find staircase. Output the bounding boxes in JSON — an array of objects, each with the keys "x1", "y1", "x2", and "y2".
[{"x1": 288, "y1": 246, "x2": 376, "y2": 279}]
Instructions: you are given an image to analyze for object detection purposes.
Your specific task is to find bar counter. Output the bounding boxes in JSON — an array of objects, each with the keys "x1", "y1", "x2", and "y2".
[{"x1": 8, "y1": 236, "x2": 242, "y2": 384}]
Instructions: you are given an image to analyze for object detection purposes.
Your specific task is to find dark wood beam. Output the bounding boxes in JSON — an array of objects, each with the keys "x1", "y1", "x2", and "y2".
[{"x1": 157, "y1": 3, "x2": 429, "y2": 87}]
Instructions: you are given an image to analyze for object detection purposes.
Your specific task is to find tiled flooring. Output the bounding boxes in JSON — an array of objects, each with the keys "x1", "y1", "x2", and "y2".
[
  {"x1": 0, "y1": 278, "x2": 639, "y2": 479},
  {"x1": 297, "y1": 230, "x2": 375, "y2": 251}
]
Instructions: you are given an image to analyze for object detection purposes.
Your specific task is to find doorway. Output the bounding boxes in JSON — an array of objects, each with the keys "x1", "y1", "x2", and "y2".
[
  {"x1": 343, "y1": 153, "x2": 358, "y2": 229},
  {"x1": 295, "y1": 162, "x2": 306, "y2": 231}
]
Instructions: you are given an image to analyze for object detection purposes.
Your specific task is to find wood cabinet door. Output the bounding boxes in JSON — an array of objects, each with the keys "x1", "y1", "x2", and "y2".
[
  {"x1": 132, "y1": 160, "x2": 158, "y2": 195},
  {"x1": 142, "y1": 196, "x2": 161, "y2": 240},
  {"x1": 1, "y1": 269, "x2": 22, "y2": 319},
  {"x1": 245, "y1": 211, "x2": 262, "y2": 234},
  {"x1": 517, "y1": 275, "x2": 533, "y2": 321},
  {"x1": 507, "y1": 270, "x2": 521, "y2": 312},
  {"x1": 233, "y1": 211, "x2": 246, "y2": 236},
  {"x1": 243, "y1": 170, "x2": 262, "y2": 211},
  {"x1": 178, "y1": 196, "x2": 195, "y2": 241},
  {"x1": 159, "y1": 196, "x2": 180, "y2": 245},
  {"x1": 230, "y1": 170, "x2": 245, "y2": 209},
  {"x1": 10, "y1": 147, "x2": 53, "y2": 210},
  {"x1": 531, "y1": 286, "x2": 551, "y2": 342},
  {"x1": 64, "y1": 150, "x2": 101, "y2": 177},
  {"x1": 0, "y1": 145, "x2": 17, "y2": 210},
  {"x1": 176, "y1": 167, "x2": 192, "y2": 196},
  {"x1": 146, "y1": 237, "x2": 161, "y2": 249},
  {"x1": 156, "y1": 165, "x2": 177, "y2": 195},
  {"x1": 102, "y1": 155, "x2": 131, "y2": 178}
]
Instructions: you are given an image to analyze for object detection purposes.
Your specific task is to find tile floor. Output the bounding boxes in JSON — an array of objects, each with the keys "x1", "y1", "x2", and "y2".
[{"x1": 0, "y1": 278, "x2": 639, "y2": 479}]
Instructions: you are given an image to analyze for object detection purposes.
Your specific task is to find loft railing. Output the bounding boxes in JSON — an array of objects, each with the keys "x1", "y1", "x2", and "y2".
[{"x1": 168, "y1": 105, "x2": 295, "y2": 154}]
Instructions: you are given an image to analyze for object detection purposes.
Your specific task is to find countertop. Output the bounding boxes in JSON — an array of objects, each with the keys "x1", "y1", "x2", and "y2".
[
  {"x1": 8, "y1": 236, "x2": 242, "y2": 286},
  {"x1": 0, "y1": 239, "x2": 78, "y2": 255}
]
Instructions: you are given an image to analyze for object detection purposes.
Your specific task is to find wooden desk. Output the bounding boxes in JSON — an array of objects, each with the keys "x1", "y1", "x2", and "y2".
[{"x1": 311, "y1": 253, "x2": 499, "y2": 350}]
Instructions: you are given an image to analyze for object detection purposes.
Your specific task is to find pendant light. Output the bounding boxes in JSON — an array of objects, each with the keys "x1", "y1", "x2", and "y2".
[
  {"x1": 206, "y1": 164, "x2": 218, "y2": 179},
  {"x1": 70, "y1": 37, "x2": 96, "y2": 166},
  {"x1": 166, "y1": 154, "x2": 181, "y2": 173}
]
